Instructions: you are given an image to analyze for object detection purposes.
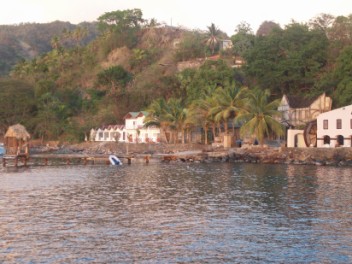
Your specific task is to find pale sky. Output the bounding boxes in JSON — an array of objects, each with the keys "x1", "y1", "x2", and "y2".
[{"x1": 1, "y1": 0, "x2": 351, "y2": 35}]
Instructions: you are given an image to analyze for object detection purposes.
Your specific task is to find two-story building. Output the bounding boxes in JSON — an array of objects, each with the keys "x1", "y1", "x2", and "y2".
[
  {"x1": 278, "y1": 93, "x2": 332, "y2": 128},
  {"x1": 278, "y1": 93, "x2": 332, "y2": 147},
  {"x1": 317, "y1": 104, "x2": 352, "y2": 147},
  {"x1": 123, "y1": 111, "x2": 160, "y2": 143},
  {"x1": 90, "y1": 111, "x2": 160, "y2": 143}
]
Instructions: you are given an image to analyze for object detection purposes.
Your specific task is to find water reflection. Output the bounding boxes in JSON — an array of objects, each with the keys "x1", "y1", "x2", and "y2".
[{"x1": 0, "y1": 163, "x2": 351, "y2": 263}]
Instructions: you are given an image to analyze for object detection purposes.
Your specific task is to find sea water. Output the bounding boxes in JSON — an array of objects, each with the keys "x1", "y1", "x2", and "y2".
[{"x1": 0, "y1": 163, "x2": 351, "y2": 263}]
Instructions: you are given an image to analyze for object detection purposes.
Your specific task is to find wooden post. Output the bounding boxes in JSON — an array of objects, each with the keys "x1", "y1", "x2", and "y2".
[
  {"x1": 145, "y1": 155, "x2": 149, "y2": 164},
  {"x1": 15, "y1": 157, "x2": 18, "y2": 167},
  {"x1": 127, "y1": 157, "x2": 131, "y2": 165},
  {"x1": 3, "y1": 158, "x2": 6, "y2": 167},
  {"x1": 44, "y1": 158, "x2": 48, "y2": 166}
]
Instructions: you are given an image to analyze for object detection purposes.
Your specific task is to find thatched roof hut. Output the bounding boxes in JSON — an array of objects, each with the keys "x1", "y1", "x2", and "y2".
[{"x1": 4, "y1": 124, "x2": 30, "y2": 156}]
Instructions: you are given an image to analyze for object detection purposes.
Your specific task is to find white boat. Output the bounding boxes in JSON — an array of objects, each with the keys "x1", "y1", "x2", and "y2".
[{"x1": 108, "y1": 155, "x2": 122, "y2": 165}]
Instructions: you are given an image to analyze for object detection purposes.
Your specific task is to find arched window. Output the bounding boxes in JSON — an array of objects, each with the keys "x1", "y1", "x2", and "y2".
[
  {"x1": 337, "y1": 135, "x2": 344, "y2": 146},
  {"x1": 323, "y1": 136, "x2": 330, "y2": 145}
]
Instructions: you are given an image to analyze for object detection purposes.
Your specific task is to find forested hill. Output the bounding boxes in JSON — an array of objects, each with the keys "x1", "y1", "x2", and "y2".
[
  {"x1": 0, "y1": 9, "x2": 351, "y2": 143},
  {"x1": 0, "y1": 21, "x2": 98, "y2": 75}
]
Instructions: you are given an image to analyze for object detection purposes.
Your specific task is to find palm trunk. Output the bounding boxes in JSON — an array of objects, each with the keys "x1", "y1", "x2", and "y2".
[
  {"x1": 224, "y1": 120, "x2": 228, "y2": 134},
  {"x1": 203, "y1": 124, "x2": 208, "y2": 145},
  {"x1": 211, "y1": 123, "x2": 216, "y2": 143}
]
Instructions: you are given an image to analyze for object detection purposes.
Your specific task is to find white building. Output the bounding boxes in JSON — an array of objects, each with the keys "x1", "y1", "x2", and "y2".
[
  {"x1": 90, "y1": 111, "x2": 160, "y2": 143},
  {"x1": 317, "y1": 104, "x2": 352, "y2": 147},
  {"x1": 123, "y1": 111, "x2": 160, "y2": 143},
  {"x1": 91, "y1": 125, "x2": 125, "y2": 142},
  {"x1": 278, "y1": 93, "x2": 332, "y2": 128}
]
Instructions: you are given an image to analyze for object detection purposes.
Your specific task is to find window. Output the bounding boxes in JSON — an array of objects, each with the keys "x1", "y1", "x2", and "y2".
[
  {"x1": 323, "y1": 135, "x2": 330, "y2": 145},
  {"x1": 323, "y1": 120, "x2": 328, "y2": 129},
  {"x1": 337, "y1": 119, "x2": 342, "y2": 129}
]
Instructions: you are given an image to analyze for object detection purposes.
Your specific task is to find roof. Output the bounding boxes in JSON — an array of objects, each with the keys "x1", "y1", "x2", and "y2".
[
  {"x1": 97, "y1": 124, "x2": 125, "y2": 130},
  {"x1": 285, "y1": 94, "x2": 320, "y2": 108},
  {"x1": 124, "y1": 111, "x2": 149, "y2": 119},
  {"x1": 4, "y1": 124, "x2": 30, "y2": 140}
]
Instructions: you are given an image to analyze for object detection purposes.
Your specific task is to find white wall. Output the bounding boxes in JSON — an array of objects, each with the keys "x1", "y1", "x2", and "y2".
[
  {"x1": 287, "y1": 129, "x2": 306, "y2": 148},
  {"x1": 317, "y1": 105, "x2": 352, "y2": 147}
]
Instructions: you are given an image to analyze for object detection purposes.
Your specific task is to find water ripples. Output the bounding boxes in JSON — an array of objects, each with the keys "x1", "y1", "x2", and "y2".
[{"x1": 1, "y1": 163, "x2": 352, "y2": 263}]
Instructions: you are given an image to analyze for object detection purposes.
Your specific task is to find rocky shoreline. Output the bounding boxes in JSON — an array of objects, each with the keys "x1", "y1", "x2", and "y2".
[{"x1": 34, "y1": 142, "x2": 352, "y2": 167}]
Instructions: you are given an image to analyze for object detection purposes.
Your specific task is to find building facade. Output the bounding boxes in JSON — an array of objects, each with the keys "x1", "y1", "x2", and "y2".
[
  {"x1": 278, "y1": 93, "x2": 332, "y2": 128},
  {"x1": 90, "y1": 111, "x2": 161, "y2": 143},
  {"x1": 317, "y1": 104, "x2": 352, "y2": 147}
]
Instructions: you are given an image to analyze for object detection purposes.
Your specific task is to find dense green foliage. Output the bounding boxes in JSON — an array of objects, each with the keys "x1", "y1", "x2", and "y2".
[
  {"x1": 0, "y1": 10, "x2": 351, "y2": 143},
  {"x1": 0, "y1": 21, "x2": 98, "y2": 76}
]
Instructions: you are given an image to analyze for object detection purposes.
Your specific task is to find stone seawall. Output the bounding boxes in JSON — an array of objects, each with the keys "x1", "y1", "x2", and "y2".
[
  {"x1": 203, "y1": 147, "x2": 352, "y2": 166},
  {"x1": 48, "y1": 142, "x2": 352, "y2": 167}
]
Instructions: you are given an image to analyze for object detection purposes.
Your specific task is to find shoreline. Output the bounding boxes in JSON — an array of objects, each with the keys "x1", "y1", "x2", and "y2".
[{"x1": 29, "y1": 142, "x2": 352, "y2": 167}]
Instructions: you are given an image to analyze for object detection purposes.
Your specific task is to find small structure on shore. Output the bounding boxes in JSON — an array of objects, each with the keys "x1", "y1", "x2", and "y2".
[{"x1": 4, "y1": 124, "x2": 30, "y2": 157}]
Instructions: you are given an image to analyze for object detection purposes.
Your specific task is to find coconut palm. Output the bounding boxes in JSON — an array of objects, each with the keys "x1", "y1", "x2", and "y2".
[
  {"x1": 163, "y1": 98, "x2": 188, "y2": 144},
  {"x1": 206, "y1": 23, "x2": 221, "y2": 55},
  {"x1": 188, "y1": 85, "x2": 220, "y2": 144},
  {"x1": 236, "y1": 89, "x2": 284, "y2": 145},
  {"x1": 210, "y1": 83, "x2": 248, "y2": 134},
  {"x1": 144, "y1": 98, "x2": 170, "y2": 143}
]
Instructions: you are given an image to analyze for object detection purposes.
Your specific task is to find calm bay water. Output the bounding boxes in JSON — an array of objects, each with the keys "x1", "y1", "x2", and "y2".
[{"x1": 0, "y1": 163, "x2": 352, "y2": 263}]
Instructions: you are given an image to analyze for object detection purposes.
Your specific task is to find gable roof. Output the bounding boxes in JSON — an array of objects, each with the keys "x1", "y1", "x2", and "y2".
[
  {"x1": 285, "y1": 94, "x2": 321, "y2": 108},
  {"x1": 124, "y1": 111, "x2": 149, "y2": 119}
]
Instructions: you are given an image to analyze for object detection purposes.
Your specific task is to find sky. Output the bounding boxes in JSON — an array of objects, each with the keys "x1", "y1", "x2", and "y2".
[{"x1": 1, "y1": 0, "x2": 351, "y2": 35}]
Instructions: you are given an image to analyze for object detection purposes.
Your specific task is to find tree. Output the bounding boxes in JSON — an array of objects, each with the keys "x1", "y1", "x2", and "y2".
[
  {"x1": 256, "y1": 21, "x2": 281, "y2": 36},
  {"x1": 96, "y1": 65, "x2": 132, "y2": 96},
  {"x1": 174, "y1": 31, "x2": 206, "y2": 61},
  {"x1": 244, "y1": 22, "x2": 329, "y2": 96},
  {"x1": 188, "y1": 87, "x2": 219, "y2": 144},
  {"x1": 210, "y1": 83, "x2": 248, "y2": 134},
  {"x1": 236, "y1": 89, "x2": 284, "y2": 145},
  {"x1": 0, "y1": 79, "x2": 36, "y2": 136},
  {"x1": 332, "y1": 45, "x2": 352, "y2": 107},
  {"x1": 206, "y1": 23, "x2": 221, "y2": 55},
  {"x1": 178, "y1": 59, "x2": 235, "y2": 104},
  {"x1": 327, "y1": 15, "x2": 352, "y2": 59},
  {"x1": 144, "y1": 98, "x2": 170, "y2": 143},
  {"x1": 309, "y1": 13, "x2": 334, "y2": 36},
  {"x1": 97, "y1": 9, "x2": 144, "y2": 33},
  {"x1": 163, "y1": 98, "x2": 188, "y2": 144},
  {"x1": 231, "y1": 22, "x2": 255, "y2": 57}
]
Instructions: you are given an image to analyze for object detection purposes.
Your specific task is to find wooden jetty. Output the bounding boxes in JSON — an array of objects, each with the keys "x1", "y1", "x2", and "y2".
[{"x1": 1, "y1": 153, "x2": 153, "y2": 167}]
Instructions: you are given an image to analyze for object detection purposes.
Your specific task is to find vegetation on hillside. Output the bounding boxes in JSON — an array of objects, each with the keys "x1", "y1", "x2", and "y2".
[{"x1": 0, "y1": 9, "x2": 351, "y2": 143}]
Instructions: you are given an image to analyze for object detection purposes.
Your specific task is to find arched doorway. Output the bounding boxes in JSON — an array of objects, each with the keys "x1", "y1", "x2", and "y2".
[
  {"x1": 323, "y1": 135, "x2": 330, "y2": 145},
  {"x1": 337, "y1": 135, "x2": 344, "y2": 147}
]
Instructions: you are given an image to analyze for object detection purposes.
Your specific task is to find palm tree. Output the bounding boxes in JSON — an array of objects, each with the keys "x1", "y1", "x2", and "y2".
[
  {"x1": 144, "y1": 98, "x2": 170, "y2": 143},
  {"x1": 188, "y1": 88, "x2": 220, "y2": 144},
  {"x1": 236, "y1": 89, "x2": 284, "y2": 145},
  {"x1": 210, "y1": 83, "x2": 248, "y2": 134},
  {"x1": 206, "y1": 23, "x2": 221, "y2": 55},
  {"x1": 164, "y1": 98, "x2": 188, "y2": 144}
]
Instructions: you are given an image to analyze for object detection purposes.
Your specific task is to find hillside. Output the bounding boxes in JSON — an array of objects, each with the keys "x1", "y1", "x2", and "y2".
[{"x1": 0, "y1": 21, "x2": 98, "y2": 75}]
